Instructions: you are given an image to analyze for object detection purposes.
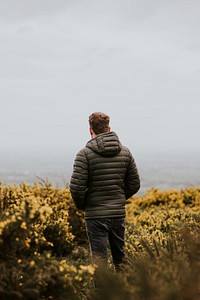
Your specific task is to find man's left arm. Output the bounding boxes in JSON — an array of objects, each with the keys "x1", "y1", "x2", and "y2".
[{"x1": 69, "y1": 149, "x2": 88, "y2": 210}]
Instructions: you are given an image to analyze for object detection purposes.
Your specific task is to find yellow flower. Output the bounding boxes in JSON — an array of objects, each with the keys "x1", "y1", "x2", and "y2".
[
  {"x1": 20, "y1": 222, "x2": 27, "y2": 230},
  {"x1": 59, "y1": 266, "x2": 64, "y2": 272},
  {"x1": 30, "y1": 260, "x2": 35, "y2": 267},
  {"x1": 75, "y1": 276, "x2": 82, "y2": 281}
]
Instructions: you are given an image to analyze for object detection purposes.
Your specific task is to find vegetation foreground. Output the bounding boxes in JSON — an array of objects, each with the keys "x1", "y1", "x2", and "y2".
[{"x1": 0, "y1": 180, "x2": 199, "y2": 300}]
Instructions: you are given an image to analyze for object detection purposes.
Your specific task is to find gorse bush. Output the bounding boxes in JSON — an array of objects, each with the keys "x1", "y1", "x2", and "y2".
[
  {"x1": 0, "y1": 182, "x2": 73, "y2": 258},
  {"x1": 0, "y1": 180, "x2": 94, "y2": 299},
  {"x1": 0, "y1": 255, "x2": 95, "y2": 300},
  {"x1": 90, "y1": 225, "x2": 200, "y2": 300},
  {"x1": 0, "y1": 180, "x2": 199, "y2": 299}
]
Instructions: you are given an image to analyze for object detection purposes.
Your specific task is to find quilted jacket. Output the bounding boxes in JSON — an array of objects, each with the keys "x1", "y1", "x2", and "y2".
[{"x1": 69, "y1": 131, "x2": 140, "y2": 219}]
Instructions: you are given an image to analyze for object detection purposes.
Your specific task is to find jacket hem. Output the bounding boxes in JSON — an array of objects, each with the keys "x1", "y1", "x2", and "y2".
[{"x1": 84, "y1": 212, "x2": 126, "y2": 219}]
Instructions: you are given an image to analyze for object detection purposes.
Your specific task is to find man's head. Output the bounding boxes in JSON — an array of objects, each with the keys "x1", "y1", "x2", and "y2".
[{"x1": 89, "y1": 112, "x2": 110, "y2": 137}]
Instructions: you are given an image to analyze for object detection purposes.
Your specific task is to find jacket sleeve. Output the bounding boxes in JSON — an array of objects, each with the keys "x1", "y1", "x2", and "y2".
[
  {"x1": 69, "y1": 149, "x2": 88, "y2": 210},
  {"x1": 124, "y1": 151, "x2": 140, "y2": 199}
]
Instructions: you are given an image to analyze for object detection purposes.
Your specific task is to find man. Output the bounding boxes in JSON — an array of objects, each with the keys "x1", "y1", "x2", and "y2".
[{"x1": 69, "y1": 112, "x2": 140, "y2": 271}]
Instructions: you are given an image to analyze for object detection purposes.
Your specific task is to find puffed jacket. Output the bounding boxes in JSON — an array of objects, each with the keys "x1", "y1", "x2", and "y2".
[{"x1": 69, "y1": 131, "x2": 140, "y2": 219}]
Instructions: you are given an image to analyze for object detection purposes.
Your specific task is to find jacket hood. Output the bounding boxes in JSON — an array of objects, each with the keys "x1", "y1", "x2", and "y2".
[{"x1": 86, "y1": 131, "x2": 122, "y2": 157}]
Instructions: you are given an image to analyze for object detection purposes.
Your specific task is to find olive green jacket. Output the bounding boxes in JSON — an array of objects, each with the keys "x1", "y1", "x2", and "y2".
[{"x1": 69, "y1": 132, "x2": 140, "y2": 219}]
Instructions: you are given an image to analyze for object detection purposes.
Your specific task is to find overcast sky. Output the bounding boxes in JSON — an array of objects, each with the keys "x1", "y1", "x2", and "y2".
[{"x1": 0, "y1": 0, "x2": 200, "y2": 162}]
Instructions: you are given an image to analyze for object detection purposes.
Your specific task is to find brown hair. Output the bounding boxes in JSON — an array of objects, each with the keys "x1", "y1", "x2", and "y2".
[{"x1": 89, "y1": 112, "x2": 110, "y2": 135}]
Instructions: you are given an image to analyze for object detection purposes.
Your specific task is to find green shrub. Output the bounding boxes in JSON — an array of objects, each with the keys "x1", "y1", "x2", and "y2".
[{"x1": 0, "y1": 182, "x2": 199, "y2": 299}]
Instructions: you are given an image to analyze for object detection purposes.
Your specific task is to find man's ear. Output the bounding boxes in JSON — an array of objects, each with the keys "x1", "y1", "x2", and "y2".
[
  {"x1": 108, "y1": 127, "x2": 111, "y2": 133},
  {"x1": 89, "y1": 127, "x2": 93, "y2": 136}
]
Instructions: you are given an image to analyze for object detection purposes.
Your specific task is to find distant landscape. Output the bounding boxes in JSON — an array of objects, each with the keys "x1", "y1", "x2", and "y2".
[{"x1": 1, "y1": 150, "x2": 199, "y2": 194}]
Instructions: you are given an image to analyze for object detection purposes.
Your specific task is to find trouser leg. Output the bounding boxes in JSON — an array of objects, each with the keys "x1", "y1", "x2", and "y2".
[
  {"x1": 85, "y1": 219, "x2": 110, "y2": 288},
  {"x1": 108, "y1": 217, "x2": 125, "y2": 271},
  {"x1": 85, "y1": 219, "x2": 109, "y2": 266}
]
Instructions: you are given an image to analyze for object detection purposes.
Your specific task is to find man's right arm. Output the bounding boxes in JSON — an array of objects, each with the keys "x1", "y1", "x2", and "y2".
[
  {"x1": 69, "y1": 149, "x2": 88, "y2": 210},
  {"x1": 124, "y1": 151, "x2": 140, "y2": 199}
]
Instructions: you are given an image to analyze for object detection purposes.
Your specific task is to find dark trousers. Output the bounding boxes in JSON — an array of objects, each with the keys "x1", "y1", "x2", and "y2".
[{"x1": 85, "y1": 217, "x2": 125, "y2": 270}]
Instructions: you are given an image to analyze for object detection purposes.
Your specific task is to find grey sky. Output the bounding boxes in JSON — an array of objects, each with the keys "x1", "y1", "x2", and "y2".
[{"x1": 1, "y1": 0, "x2": 200, "y2": 161}]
